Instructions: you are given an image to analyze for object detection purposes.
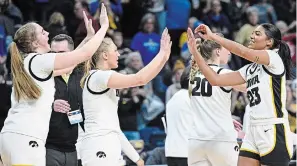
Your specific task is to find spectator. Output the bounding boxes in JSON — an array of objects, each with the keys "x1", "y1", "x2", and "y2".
[
  {"x1": 202, "y1": 0, "x2": 232, "y2": 39},
  {"x1": 0, "y1": 0, "x2": 14, "y2": 82},
  {"x1": 145, "y1": 147, "x2": 167, "y2": 165},
  {"x1": 235, "y1": 7, "x2": 258, "y2": 47},
  {"x1": 166, "y1": 0, "x2": 191, "y2": 55},
  {"x1": 165, "y1": 60, "x2": 185, "y2": 103},
  {"x1": 179, "y1": 17, "x2": 203, "y2": 61},
  {"x1": 94, "y1": 0, "x2": 122, "y2": 37},
  {"x1": 112, "y1": 31, "x2": 132, "y2": 71},
  {"x1": 272, "y1": 0, "x2": 295, "y2": 25},
  {"x1": 227, "y1": 0, "x2": 250, "y2": 32},
  {"x1": 147, "y1": 0, "x2": 166, "y2": 34},
  {"x1": 179, "y1": 17, "x2": 202, "y2": 49},
  {"x1": 118, "y1": 52, "x2": 148, "y2": 140},
  {"x1": 46, "y1": 12, "x2": 68, "y2": 42},
  {"x1": 253, "y1": 0, "x2": 277, "y2": 24},
  {"x1": 5, "y1": 0, "x2": 23, "y2": 26},
  {"x1": 131, "y1": 13, "x2": 160, "y2": 65},
  {"x1": 74, "y1": 1, "x2": 99, "y2": 46}
]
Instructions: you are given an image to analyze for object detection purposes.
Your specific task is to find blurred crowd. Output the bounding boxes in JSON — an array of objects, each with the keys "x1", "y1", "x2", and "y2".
[{"x1": 0, "y1": 0, "x2": 295, "y2": 165}]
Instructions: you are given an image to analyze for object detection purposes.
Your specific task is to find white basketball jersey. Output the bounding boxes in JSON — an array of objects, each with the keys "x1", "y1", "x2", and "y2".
[
  {"x1": 1, "y1": 53, "x2": 56, "y2": 141},
  {"x1": 238, "y1": 50, "x2": 288, "y2": 120},
  {"x1": 82, "y1": 70, "x2": 120, "y2": 138},
  {"x1": 189, "y1": 65, "x2": 237, "y2": 142}
]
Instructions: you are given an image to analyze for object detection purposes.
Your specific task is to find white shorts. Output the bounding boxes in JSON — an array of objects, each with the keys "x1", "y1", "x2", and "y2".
[
  {"x1": 239, "y1": 120, "x2": 293, "y2": 165},
  {"x1": 188, "y1": 139, "x2": 239, "y2": 166},
  {"x1": 0, "y1": 132, "x2": 45, "y2": 166},
  {"x1": 79, "y1": 133, "x2": 122, "y2": 166}
]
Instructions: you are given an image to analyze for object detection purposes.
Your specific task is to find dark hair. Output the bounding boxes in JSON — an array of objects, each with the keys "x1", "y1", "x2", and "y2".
[
  {"x1": 81, "y1": 1, "x2": 90, "y2": 12},
  {"x1": 139, "y1": 13, "x2": 157, "y2": 33},
  {"x1": 180, "y1": 66, "x2": 191, "y2": 89},
  {"x1": 261, "y1": 23, "x2": 293, "y2": 79},
  {"x1": 51, "y1": 34, "x2": 74, "y2": 50}
]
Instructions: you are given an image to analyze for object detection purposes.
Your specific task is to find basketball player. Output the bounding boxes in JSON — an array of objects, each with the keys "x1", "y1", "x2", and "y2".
[
  {"x1": 0, "y1": 5, "x2": 109, "y2": 166},
  {"x1": 188, "y1": 23, "x2": 294, "y2": 166},
  {"x1": 79, "y1": 28, "x2": 172, "y2": 166},
  {"x1": 186, "y1": 34, "x2": 246, "y2": 166}
]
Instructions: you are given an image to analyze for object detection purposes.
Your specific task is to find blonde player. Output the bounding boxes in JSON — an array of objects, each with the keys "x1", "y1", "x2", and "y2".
[
  {"x1": 0, "y1": 5, "x2": 109, "y2": 166},
  {"x1": 188, "y1": 23, "x2": 294, "y2": 166},
  {"x1": 186, "y1": 34, "x2": 246, "y2": 166},
  {"x1": 79, "y1": 29, "x2": 172, "y2": 166}
]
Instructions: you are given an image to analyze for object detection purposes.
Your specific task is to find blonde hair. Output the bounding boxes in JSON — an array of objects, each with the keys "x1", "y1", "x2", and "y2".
[
  {"x1": 49, "y1": 12, "x2": 65, "y2": 26},
  {"x1": 188, "y1": 37, "x2": 223, "y2": 96},
  {"x1": 80, "y1": 37, "x2": 115, "y2": 88},
  {"x1": 11, "y1": 22, "x2": 41, "y2": 102}
]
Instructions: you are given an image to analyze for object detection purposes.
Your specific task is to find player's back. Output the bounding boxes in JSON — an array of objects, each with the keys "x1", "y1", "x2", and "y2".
[{"x1": 189, "y1": 65, "x2": 237, "y2": 142}]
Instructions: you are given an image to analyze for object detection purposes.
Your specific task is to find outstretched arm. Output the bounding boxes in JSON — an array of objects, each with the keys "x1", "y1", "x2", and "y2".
[
  {"x1": 53, "y1": 5, "x2": 109, "y2": 70},
  {"x1": 53, "y1": 11, "x2": 96, "y2": 76},
  {"x1": 195, "y1": 24, "x2": 270, "y2": 65},
  {"x1": 106, "y1": 28, "x2": 172, "y2": 89},
  {"x1": 187, "y1": 28, "x2": 246, "y2": 87}
]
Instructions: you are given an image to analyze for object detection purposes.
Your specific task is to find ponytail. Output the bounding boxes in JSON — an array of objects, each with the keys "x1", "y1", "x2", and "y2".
[
  {"x1": 188, "y1": 56, "x2": 199, "y2": 96},
  {"x1": 80, "y1": 38, "x2": 114, "y2": 88},
  {"x1": 80, "y1": 58, "x2": 95, "y2": 88},
  {"x1": 188, "y1": 39, "x2": 202, "y2": 96},
  {"x1": 11, "y1": 42, "x2": 41, "y2": 102},
  {"x1": 278, "y1": 40, "x2": 294, "y2": 80}
]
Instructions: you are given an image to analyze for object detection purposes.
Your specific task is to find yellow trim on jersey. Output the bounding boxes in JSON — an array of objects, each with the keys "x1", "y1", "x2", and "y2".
[
  {"x1": 240, "y1": 148, "x2": 260, "y2": 155},
  {"x1": 269, "y1": 77, "x2": 278, "y2": 118},
  {"x1": 260, "y1": 125, "x2": 276, "y2": 157},
  {"x1": 281, "y1": 77, "x2": 285, "y2": 110},
  {"x1": 284, "y1": 124, "x2": 293, "y2": 158}
]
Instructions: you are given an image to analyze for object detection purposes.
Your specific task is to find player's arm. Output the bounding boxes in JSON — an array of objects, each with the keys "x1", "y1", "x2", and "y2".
[
  {"x1": 107, "y1": 28, "x2": 172, "y2": 89},
  {"x1": 196, "y1": 24, "x2": 270, "y2": 65},
  {"x1": 54, "y1": 6, "x2": 108, "y2": 70},
  {"x1": 233, "y1": 84, "x2": 247, "y2": 93},
  {"x1": 218, "y1": 69, "x2": 247, "y2": 93},
  {"x1": 187, "y1": 28, "x2": 246, "y2": 87},
  {"x1": 53, "y1": 10, "x2": 98, "y2": 77},
  {"x1": 118, "y1": 132, "x2": 141, "y2": 163}
]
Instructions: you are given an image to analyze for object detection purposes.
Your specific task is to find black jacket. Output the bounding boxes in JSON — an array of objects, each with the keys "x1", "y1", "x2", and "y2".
[{"x1": 46, "y1": 67, "x2": 84, "y2": 152}]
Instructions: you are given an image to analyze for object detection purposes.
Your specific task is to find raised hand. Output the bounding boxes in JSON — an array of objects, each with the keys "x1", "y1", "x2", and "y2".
[
  {"x1": 194, "y1": 24, "x2": 214, "y2": 40},
  {"x1": 99, "y1": 3, "x2": 109, "y2": 28},
  {"x1": 187, "y1": 28, "x2": 199, "y2": 56},
  {"x1": 83, "y1": 11, "x2": 95, "y2": 37},
  {"x1": 159, "y1": 28, "x2": 172, "y2": 60}
]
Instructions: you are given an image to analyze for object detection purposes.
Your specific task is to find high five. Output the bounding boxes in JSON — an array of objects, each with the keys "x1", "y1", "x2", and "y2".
[
  {"x1": 188, "y1": 23, "x2": 293, "y2": 166},
  {"x1": 0, "y1": 5, "x2": 109, "y2": 166}
]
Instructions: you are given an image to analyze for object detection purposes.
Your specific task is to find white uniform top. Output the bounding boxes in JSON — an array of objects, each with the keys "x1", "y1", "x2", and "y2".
[
  {"x1": 189, "y1": 65, "x2": 237, "y2": 142},
  {"x1": 165, "y1": 89, "x2": 193, "y2": 158},
  {"x1": 82, "y1": 70, "x2": 140, "y2": 162},
  {"x1": 83, "y1": 70, "x2": 120, "y2": 137},
  {"x1": 238, "y1": 50, "x2": 288, "y2": 122},
  {"x1": 1, "y1": 53, "x2": 56, "y2": 141}
]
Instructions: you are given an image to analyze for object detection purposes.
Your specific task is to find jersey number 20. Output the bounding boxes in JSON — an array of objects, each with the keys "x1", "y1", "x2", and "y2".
[
  {"x1": 192, "y1": 77, "x2": 212, "y2": 97},
  {"x1": 247, "y1": 87, "x2": 261, "y2": 107}
]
